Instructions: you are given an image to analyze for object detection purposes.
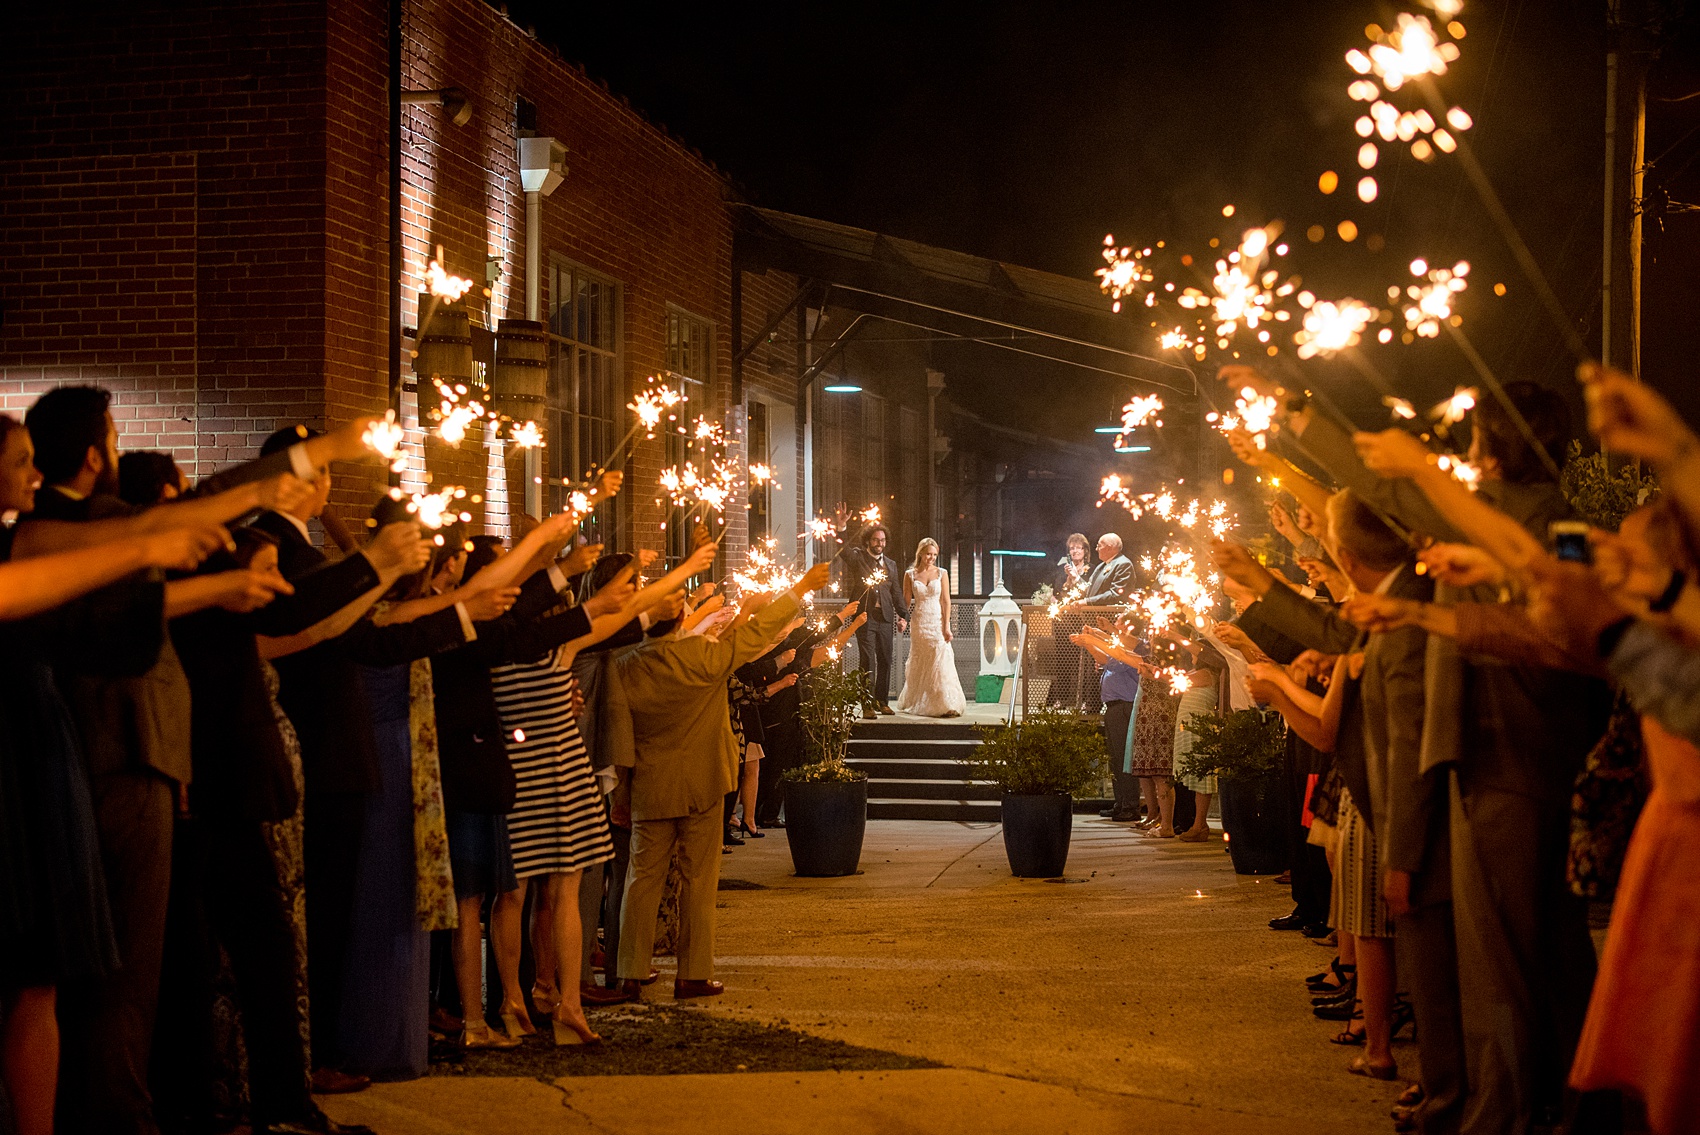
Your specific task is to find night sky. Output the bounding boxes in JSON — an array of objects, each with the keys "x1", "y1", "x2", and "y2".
[{"x1": 513, "y1": 0, "x2": 1700, "y2": 439}]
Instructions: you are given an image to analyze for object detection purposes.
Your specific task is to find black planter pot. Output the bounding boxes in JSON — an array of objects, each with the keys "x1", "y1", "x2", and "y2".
[
  {"x1": 784, "y1": 780, "x2": 867, "y2": 877},
  {"x1": 1218, "y1": 770, "x2": 1288, "y2": 875},
  {"x1": 1000, "y1": 793, "x2": 1073, "y2": 878}
]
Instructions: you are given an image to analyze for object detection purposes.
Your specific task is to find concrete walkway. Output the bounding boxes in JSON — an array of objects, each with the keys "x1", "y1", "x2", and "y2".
[{"x1": 324, "y1": 819, "x2": 1407, "y2": 1134}]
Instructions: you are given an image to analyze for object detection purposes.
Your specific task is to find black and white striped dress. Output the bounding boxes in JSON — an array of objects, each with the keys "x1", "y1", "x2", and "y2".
[{"x1": 490, "y1": 655, "x2": 614, "y2": 879}]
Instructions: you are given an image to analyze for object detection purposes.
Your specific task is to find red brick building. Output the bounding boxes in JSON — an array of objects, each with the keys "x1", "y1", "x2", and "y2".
[{"x1": 3, "y1": 0, "x2": 1160, "y2": 583}]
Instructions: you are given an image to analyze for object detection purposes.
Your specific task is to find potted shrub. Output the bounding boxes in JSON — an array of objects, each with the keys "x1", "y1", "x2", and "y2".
[
  {"x1": 1177, "y1": 708, "x2": 1288, "y2": 875},
  {"x1": 780, "y1": 663, "x2": 869, "y2": 877},
  {"x1": 971, "y1": 708, "x2": 1106, "y2": 878}
]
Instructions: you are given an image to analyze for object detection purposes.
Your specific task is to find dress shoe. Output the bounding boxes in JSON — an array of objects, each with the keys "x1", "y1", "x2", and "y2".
[
  {"x1": 1302, "y1": 922, "x2": 1334, "y2": 939},
  {"x1": 461, "y1": 1021, "x2": 521, "y2": 1050},
  {"x1": 639, "y1": 967, "x2": 660, "y2": 984},
  {"x1": 674, "y1": 978, "x2": 724, "y2": 999},
  {"x1": 1268, "y1": 911, "x2": 1307, "y2": 931},
  {"x1": 1274, "y1": 870, "x2": 1292, "y2": 884},
  {"x1": 1108, "y1": 808, "x2": 1141, "y2": 822},
  {"x1": 257, "y1": 1105, "x2": 375, "y2": 1135},
  {"x1": 309, "y1": 1068, "x2": 369, "y2": 1095},
  {"x1": 876, "y1": 703, "x2": 895, "y2": 715},
  {"x1": 580, "y1": 981, "x2": 633, "y2": 1006},
  {"x1": 618, "y1": 979, "x2": 646, "y2": 1000},
  {"x1": 1097, "y1": 807, "x2": 1118, "y2": 818}
]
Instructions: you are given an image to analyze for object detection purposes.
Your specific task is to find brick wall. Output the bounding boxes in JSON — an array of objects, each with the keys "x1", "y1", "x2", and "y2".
[
  {"x1": 1, "y1": 2, "x2": 329, "y2": 481},
  {"x1": 3, "y1": 0, "x2": 778, "y2": 570}
]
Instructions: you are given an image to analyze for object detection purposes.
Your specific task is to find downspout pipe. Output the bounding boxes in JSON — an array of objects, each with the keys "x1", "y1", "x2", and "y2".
[{"x1": 524, "y1": 188, "x2": 542, "y2": 517}]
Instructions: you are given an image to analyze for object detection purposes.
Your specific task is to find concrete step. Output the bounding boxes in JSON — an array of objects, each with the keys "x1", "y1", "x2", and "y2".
[
  {"x1": 867, "y1": 798, "x2": 1003, "y2": 822},
  {"x1": 850, "y1": 721, "x2": 986, "y2": 742},
  {"x1": 866, "y1": 777, "x2": 1001, "y2": 801},
  {"x1": 847, "y1": 738, "x2": 980, "y2": 761},
  {"x1": 847, "y1": 757, "x2": 980, "y2": 781}
]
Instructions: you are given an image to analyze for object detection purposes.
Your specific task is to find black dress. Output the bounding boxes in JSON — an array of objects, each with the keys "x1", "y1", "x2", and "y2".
[{"x1": 0, "y1": 526, "x2": 118, "y2": 987}]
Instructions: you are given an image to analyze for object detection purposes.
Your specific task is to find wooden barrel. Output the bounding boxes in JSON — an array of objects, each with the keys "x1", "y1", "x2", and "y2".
[
  {"x1": 414, "y1": 293, "x2": 475, "y2": 384},
  {"x1": 491, "y1": 318, "x2": 549, "y2": 415}
]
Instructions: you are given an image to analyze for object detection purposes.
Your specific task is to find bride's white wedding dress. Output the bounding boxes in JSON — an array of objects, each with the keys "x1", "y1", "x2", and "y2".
[{"x1": 896, "y1": 571, "x2": 967, "y2": 718}]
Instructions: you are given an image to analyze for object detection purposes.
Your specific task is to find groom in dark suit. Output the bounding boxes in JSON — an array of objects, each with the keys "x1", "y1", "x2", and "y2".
[{"x1": 841, "y1": 523, "x2": 907, "y2": 716}]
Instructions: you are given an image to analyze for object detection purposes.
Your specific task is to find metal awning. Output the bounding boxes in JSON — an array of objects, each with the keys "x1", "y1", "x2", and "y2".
[{"x1": 732, "y1": 205, "x2": 1198, "y2": 397}]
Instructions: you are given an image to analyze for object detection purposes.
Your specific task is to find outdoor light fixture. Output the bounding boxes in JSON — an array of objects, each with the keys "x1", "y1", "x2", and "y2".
[
  {"x1": 518, "y1": 136, "x2": 568, "y2": 195},
  {"x1": 1115, "y1": 445, "x2": 1152, "y2": 453},
  {"x1": 988, "y1": 549, "x2": 1046, "y2": 558},
  {"x1": 401, "y1": 87, "x2": 473, "y2": 127},
  {"x1": 822, "y1": 383, "x2": 862, "y2": 393},
  {"x1": 1093, "y1": 427, "x2": 1128, "y2": 433}
]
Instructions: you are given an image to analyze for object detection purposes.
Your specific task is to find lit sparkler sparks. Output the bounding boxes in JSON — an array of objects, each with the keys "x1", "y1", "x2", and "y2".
[
  {"x1": 388, "y1": 485, "x2": 473, "y2": 530},
  {"x1": 1435, "y1": 453, "x2": 1481, "y2": 488},
  {"x1": 1096, "y1": 236, "x2": 1154, "y2": 313},
  {"x1": 1294, "y1": 298, "x2": 1375, "y2": 359},
  {"x1": 1432, "y1": 385, "x2": 1477, "y2": 429},
  {"x1": 859, "y1": 505, "x2": 882, "y2": 526},
  {"x1": 1399, "y1": 259, "x2": 1470, "y2": 338},
  {"x1": 657, "y1": 459, "x2": 739, "y2": 514},
  {"x1": 1118, "y1": 394, "x2": 1165, "y2": 432},
  {"x1": 730, "y1": 537, "x2": 800, "y2": 595},
  {"x1": 1384, "y1": 396, "x2": 1418, "y2": 420},
  {"x1": 628, "y1": 382, "x2": 684, "y2": 438},
  {"x1": 1343, "y1": 10, "x2": 1469, "y2": 166},
  {"x1": 426, "y1": 258, "x2": 475, "y2": 301},
  {"x1": 749, "y1": 463, "x2": 775, "y2": 486},
  {"x1": 805, "y1": 516, "x2": 838, "y2": 543},
  {"x1": 510, "y1": 420, "x2": 544, "y2": 449},
  {"x1": 362, "y1": 410, "x2": 406, "y2": 472},
  {"x1": 863, "y1": 567, "x2": 888, "y2": 589}
]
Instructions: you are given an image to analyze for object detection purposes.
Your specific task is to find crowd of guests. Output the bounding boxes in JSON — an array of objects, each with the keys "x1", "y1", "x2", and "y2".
[
  {"x1": 0, "y1": 384, "x2": 864, "y2": 1135},
  {"x1": 1072, "y1": 363, "x2": 1696, "y2": 1135}
]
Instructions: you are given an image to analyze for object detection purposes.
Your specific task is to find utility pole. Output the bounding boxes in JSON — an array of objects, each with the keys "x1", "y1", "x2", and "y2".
[{"x1": 1603, "y1": 0, "x2": 1650, "y2": 379}]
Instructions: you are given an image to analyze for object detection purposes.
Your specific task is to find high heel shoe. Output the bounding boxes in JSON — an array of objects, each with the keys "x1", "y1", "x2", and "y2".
[
  {"x1": 530, "y1": 984, "x2": 560, "y2": 1016},
  {"x1": 1390, "y1": 996, "x2": 1416, "y2": 1040},
  {"x1": 499, "y1": 1000, "x2": 537, "y2": 1041},
  {"x1": 462, "y1": 1021, "x2": 521, "y2": 1050},
  {"x1": 551, "y1": 1009, "x2": 602, "y2": 1047},
  {"x1": 737, "y1": 820, "x2": 765, "y2": 839}
]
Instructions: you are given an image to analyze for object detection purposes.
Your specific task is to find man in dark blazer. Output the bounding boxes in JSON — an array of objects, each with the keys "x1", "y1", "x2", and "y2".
[
  {"x1": 839, "y1": 523, "x2": 907, "y2": 715},
  {"x1": 18, "y1": 385, "x2": 376, "y2": 1135},
  {"x1": 249, "y1": 428, "x2": 472, "y2": 1093}
]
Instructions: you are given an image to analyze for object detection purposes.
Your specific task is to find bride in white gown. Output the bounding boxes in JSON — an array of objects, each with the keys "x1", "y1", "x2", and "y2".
[{"x1": 896, "y1": 538, "x2": 967, "y2": 718}]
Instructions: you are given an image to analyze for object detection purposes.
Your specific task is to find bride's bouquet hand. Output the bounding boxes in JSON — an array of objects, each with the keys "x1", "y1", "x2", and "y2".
[{"x1": 943, "y1": 627, "x2": 952, "y2": 643}]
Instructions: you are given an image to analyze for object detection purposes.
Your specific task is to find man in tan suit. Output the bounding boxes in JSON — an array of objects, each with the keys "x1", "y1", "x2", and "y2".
[{"x1": 609, "y1": 559, "x2": 831, "y2": 999}]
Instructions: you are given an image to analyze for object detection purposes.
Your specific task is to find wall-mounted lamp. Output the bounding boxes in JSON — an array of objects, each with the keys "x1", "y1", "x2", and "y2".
[
  {"x1": 518, "y1": 136, "x2": 568, "y2": 196},
  {"x1": 822, "y1": 383, "x2": 862, "y2": 393},
  {"x1": 401, "y1": 87, "x2": 473, "y2": 127},
  {"x1": 1115, "y1": 445, "x2": 1152, "y2": 453}
]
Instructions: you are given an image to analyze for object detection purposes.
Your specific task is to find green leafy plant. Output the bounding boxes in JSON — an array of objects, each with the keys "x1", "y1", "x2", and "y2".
[
  {"x1": 1562, "y1": 442, "x2": 1657, "y2": 532},
  {"x1": 780, "y1": 662, "x2": 869, "y2": 784},
  {"x1": 970, "y1": 707, "x2": 1106, "y2": 796},
  {"x1": 1177, "y1": 708, "x2": 1286, "y2": 783}
]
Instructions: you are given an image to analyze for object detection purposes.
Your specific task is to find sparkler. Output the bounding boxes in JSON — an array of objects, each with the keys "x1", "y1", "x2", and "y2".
[
  {"x1": 1293, "y1": 298, "x2": 1375, "y2": 360},
  {"x1": 1432, "y1": 385, "x2": 1478, "y2": 429},
  {"x1": 387, "y1": 485, "x2": 474, "y2": 530},
  {"x1": 1096, "y1": 236, "x2": 1154, "y2": 313},
  {"x1": 1117, "y1": 394, "x2": 1165, "y2": 435},
  {"x1": 804, "y1": 516, "x2": 838, "y2": 543},
  {"x1": 362, "y1": 410, "x2": 406, "y2": 473},
  {"x1": 1397, "y1": 259, "x2": 1470, "y2": 338},
  {"x1": 748, "y1": 463, "x2": 776, "y2": 487},
  {"x1": 425, "y1": 258, "x2": 475, "y2": 302},
  {"x1": 510, "y1": 420, "x2": 544, "y2": 450}
]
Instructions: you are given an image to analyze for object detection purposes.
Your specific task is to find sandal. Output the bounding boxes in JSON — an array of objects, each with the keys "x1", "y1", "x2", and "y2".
[
  {"x1": 1390, "y1": 997, "x2": 1416, "y2": 1041},
  {"x1": 1397, "y1": 1084, "x2": 1425, "y2": 1109},
  {"x1": 1306, "y1": 959, "x2": 1355, "y2": 991},
  {"x1": 1348, "y1": 1056, "x2": 1399, "y2": 1080},
  {"x1": 1330, "y1": 1022, "x2": 1366, "y2": 1046}
]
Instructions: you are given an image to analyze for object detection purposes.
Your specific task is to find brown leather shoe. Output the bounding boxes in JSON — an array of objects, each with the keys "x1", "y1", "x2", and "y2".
[
  {"x1": 580, "y1": 981, "x2": 633, "y2": 1006},
  {"x1": 673, "y1": 979, "x2": 724, "y2": 999},
  {"x1": 639, "y1": 967, "x2": 660, "y2": 985},
  {"x1": 618, "y1": 979, "x2": 646, "y2": 1000},
  {"x1": 310, "y1": 1067, "x2": 370, "y2": 1094}
]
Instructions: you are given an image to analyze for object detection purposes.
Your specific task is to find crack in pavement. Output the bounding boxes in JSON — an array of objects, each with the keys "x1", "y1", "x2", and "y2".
[
  {"x1": 544, "y1": 1078, "x2": 622, "y2": 1135},
  {"x1": 923, "y1": 828, "x2": 1004, "y2": 887}
]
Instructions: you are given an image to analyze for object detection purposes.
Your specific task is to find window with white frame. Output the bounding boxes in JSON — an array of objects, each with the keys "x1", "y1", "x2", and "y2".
[{"x1": 547, "y1": 259, "x2": 620, "y2": 547}]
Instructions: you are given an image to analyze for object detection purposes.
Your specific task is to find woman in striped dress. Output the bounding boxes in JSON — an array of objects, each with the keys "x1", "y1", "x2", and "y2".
[{"x1": 489, "y1": 647, "x2": 614, "y2": 1047}]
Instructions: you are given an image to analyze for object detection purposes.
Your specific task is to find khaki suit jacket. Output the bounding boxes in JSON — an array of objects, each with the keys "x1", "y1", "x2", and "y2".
[{"x1": 609, "y1": 591, "x2": 801, "y2": 821}]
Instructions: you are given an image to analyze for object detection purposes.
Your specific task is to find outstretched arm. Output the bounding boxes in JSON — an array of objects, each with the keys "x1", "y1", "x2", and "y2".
[{"x1": 0, "y1": 527, "x2": 228, "y2": 622}]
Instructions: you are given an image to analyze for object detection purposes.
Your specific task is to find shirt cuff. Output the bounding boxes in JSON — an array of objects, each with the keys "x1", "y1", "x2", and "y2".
[
  {"x1": 548, "y1": 564, "x2": 569, "y2": 592},
  {"x1": 454, "y1": 601, "x2": 477, "y2": 642},
  {"x1": 287, "y1": 442, "x2": 316, "y2": 482},
  {"x1": 639, "y1": 611, "x2": 652, "y2": 630}
]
